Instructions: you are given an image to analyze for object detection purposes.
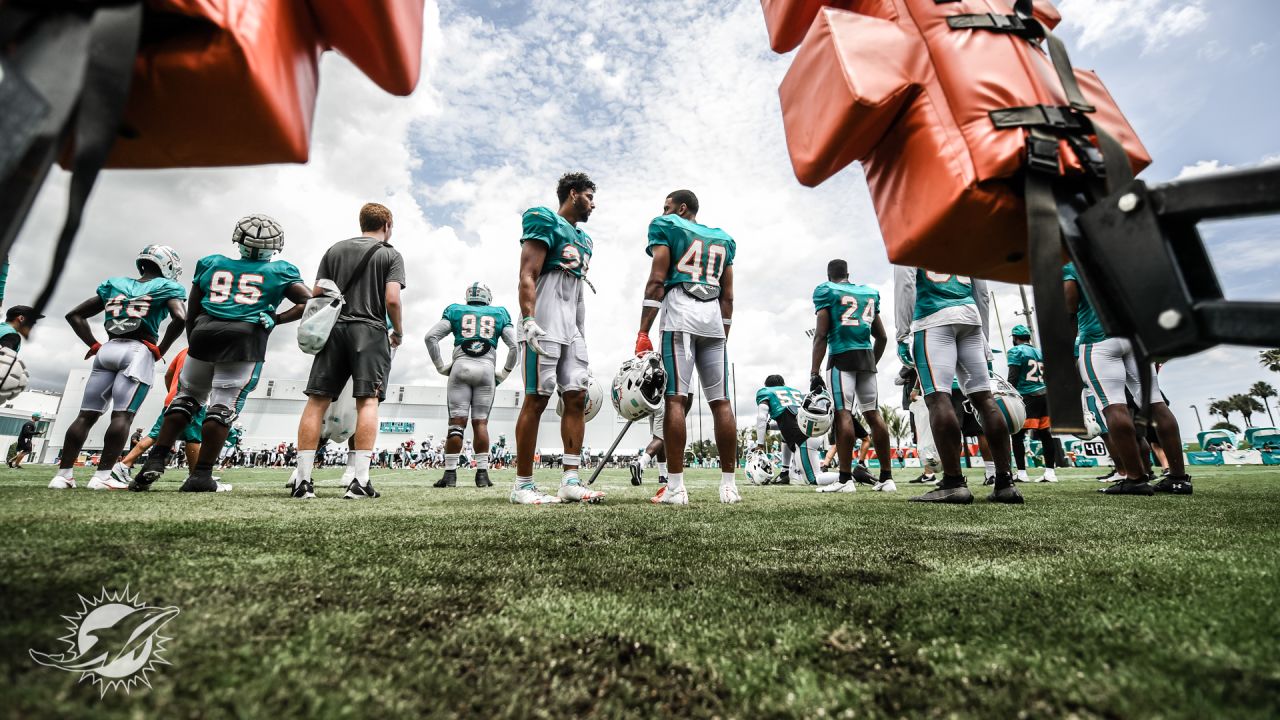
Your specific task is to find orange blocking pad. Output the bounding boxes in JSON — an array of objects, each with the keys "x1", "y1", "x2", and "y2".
[{"x1": 311, "y1": 0, "x2": 425, "y2": 97}]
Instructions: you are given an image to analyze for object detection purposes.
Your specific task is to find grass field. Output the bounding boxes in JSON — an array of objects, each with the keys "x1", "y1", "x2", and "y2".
[{"x1": 1, "y1": 464, "x2": 1278, "y2": 719}]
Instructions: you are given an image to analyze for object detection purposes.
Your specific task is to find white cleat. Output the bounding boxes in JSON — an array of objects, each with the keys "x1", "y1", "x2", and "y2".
[
  {"x1": 48, "y1": 476, "x2": 76, "y2": 489},
  {"x1": 214, "y1": 481, "x2": 233, "y2": 492},
  {"x1": 510, "y1": 485, "x2": 562, "y2": 505},
  {"x1": 719, "y1": 483, "x2": 742, "y2": 504},
  {"x1": 558, "y1": 481, "x2": 605, "y2": 504},
  {"x1": 110, "y1": 462, "x2": 132, "y2": 486},
  {"x1": 87, "y1": 475, "x2": 129, "y2": 490},
  {"x1": 873, "y1": 480, "x2": 898, "y2": 492},
  {"x1": 817, "y1": 480, "x2": 856, "y2": 493},
  {"x1": 654, "y1": 486, "x2": 689, "y2": 505}
]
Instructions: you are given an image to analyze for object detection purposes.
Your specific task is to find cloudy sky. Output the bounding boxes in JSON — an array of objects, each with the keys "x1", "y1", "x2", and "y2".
[{"x1": 9, "y1": 0, "x2": 1280, "y2": 439}]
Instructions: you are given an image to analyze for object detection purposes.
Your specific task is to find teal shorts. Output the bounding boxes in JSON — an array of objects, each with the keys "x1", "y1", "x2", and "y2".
[{"x1": 147, "y1": 406, "x2": 205, "y2": 444}]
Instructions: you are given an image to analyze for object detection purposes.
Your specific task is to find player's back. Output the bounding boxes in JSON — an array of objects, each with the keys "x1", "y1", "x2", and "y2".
[
  {"x1": 1062, "y1": 263, "x2": 1108, "y2": 344},
  {"x1": 98, "y1": 275, "x2": 185, "y2": 340},
  {"x1": 814, "y1": 281, "x2": 879, "y2": 353},
  {"x1": 443, "y1": 303, "x2": 511, "y2": 357},
  {"x1": 647, "y1": 214, "x2": 735, "y2": 288},
  {"x1": 913, "y1": 269, "x2": 976, "y2": 320},
  {"x1": 194, "y1": 254, "x2": 302, "y2": 323},
  {"x1": 756, "y1": 385, "x2": 805, "y2": 418}
]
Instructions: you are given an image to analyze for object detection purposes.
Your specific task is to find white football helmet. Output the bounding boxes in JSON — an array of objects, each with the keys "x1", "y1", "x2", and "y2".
[
  {"x1": 797, "y1": 391, "x2": 834, "y2": 438},
  {"x1": 745, "y1": 450, "x2": 775, "y2": 485},
  {"x1": 136, "y1": 244, "x2": 183, "y2": 280},
  {"x1": 611, "y1": 352, "x2": 665, "y2": 421},
  {"x1": 1077, "y1": 389, "x2": 1103, "y2": 439},
  {"x1": 557, "y1": 377, "x2": 605, "y2": 422},
  {"x1": 232, "y1": 213, "x2": 285, "y2": 260},
  {"x1": 465, "y1": 282, "x2": 492, "y2": 306},
  {"x1": 990, "y1": 375, "x2": 1026, "y2": 434},
  {"x1": 0, "y1": 347, "x2": 29, "y2": 402}
]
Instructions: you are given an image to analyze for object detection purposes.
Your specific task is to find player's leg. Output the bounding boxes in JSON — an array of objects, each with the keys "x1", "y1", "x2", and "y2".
[
  {"x1": 1080, "y1": 339, "x2": 1152, "y2": 494},
  {"x1": 655, "y1": 331, "x2": 694, "y2": 504},
  {"x1": 51, "y1": 355, "x2": 118, "y2": 487},
  {"x1": 911, "y1": 326, "x2": 976, "y2": 504},
  {"x1": 438, "y1": 367, "x2": 472, "y2": 488},
  {"x1": 555, "y1": 338, "x2": 602, "y2": 503},
  {"x1": 692, "y1": 337, "x2": 739, "y2": 502},
  {"x1": 1123, "y1": 353, "x2": 1191, "y2": 494},
  {"x1": 135, "y1": 358, "x2": 213, "y2": 490},
  {"x1": 1011, "y1": 429, "x2": 1029, "y2": 479},
  {"x1": 512, "y1": 342, "x2": 559, "y2": 503},
  {"x1": 181, "y1": 362, "x2": 259, "y2": 492},
  {"x1": 827, "y1": 366, "x2": 860, "y2": 488},
  {"x1": 854, "y1": 370, "x2": 893, "y2": 488},
  {"x1": 957, "y1": 326, "x2": 1019, "y2": 502},
  {"x1": 470, "y1": 362, "x2": 496, "y2": 488}
]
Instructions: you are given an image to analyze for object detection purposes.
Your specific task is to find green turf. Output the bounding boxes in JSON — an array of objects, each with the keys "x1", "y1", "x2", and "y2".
[{"x1": 1, "y1": 465, "x2": 1278, "y2": 718}]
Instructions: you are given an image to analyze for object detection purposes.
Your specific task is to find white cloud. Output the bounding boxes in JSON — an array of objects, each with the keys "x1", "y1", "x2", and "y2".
[
  {"x1": 1057, "y1": 0, "x2": 1208, "y2": 53},
  {"x1": 1175, "y1": 152, "x2": 1280, "y2": 181},
  {"x1": 1250, "y1": 42, "x2": 1270, "y2": 57}
]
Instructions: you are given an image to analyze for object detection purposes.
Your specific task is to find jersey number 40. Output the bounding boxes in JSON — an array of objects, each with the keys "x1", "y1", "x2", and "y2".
[{"x1": 675, "y1": 240, "x2": 728, "y2": 285}]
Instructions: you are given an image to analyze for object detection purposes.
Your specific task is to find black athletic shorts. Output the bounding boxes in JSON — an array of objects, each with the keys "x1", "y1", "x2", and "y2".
[
  {"x1": 1023, "y1": 394, "x2": 1049, "y2": 421},
  {"x1": 306, "y1": 322, "x2": 391, "y2": 399},
  {"x1": 951, "y1": 387, "x2": 984, "y2": 436},
  {"x1": 852, "y1": 414, "x2": 868, "y2": 440},
  {"x1": 16, "y1": 438, "x2": 32, "y2": 452},
  {"x1": 775, "y1": 409, "x2": 810, "y2": 451},
  {"x1": 830, "y1": 348, "x2": 877, "y2": 373},
  {"x1": 189, "y1": 315, "x2": 269, "y2": 362}
]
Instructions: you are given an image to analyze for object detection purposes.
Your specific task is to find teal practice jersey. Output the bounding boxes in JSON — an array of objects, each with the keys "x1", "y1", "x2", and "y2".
[
  {"x1": 912, "y1": 269, "x2": 976, "y2": 321},
  {"x1": 521, "y1": 207, "x2": 592, "y2": 278},
  {"x1": 442, "y1": 303, "x2": 511, "y2": 351},
  {"x1": 0, "y1": 323, "x2": 21, "y2": 351},
  {"x1": 96, "y1": 276, "x2": 186, "y2": 339},
  {"x1": 813, "y1": 281, "x2": 879, "y2": 353},
  {"x1": 756, "y1": 386, "x2": 806, "y2": 420},
  {"x1": 646, "y1": 214, "x2": 736, "y2": 288},
  {"x1": 1062, "y1": 263, "x2": 1107, "y2": 345},
  {"x1": 194, "y1": 254, "x2": 304, "y2": 323},
  {"x1": 1005, "y1": 343, "x2": 1047, "y2": 395}
]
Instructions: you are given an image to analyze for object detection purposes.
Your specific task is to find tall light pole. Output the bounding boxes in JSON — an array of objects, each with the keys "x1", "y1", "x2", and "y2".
[
  {"x1": 1189, "y1": 404, "x2": 1204, "y2": 432},
  {"x1": 989, "y1": 291, "x2": 1008, "y2": 354},
  {"x1": 1014, "y1": 285, "x2": 1035, "y2": 341}
]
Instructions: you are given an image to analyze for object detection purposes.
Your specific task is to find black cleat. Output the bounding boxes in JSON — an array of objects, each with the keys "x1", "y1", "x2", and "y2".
[
  {"x1": 987, "y1": 474, "x2": 1024, "y2": 504},
  {"x1": 1153, "y1": 474, "x2": 1193, "y2": 495},
  {"x1": 179, "y1": 472, "x2": 220, "y2": 493},
  {"x1": 1096, "y1": 469, "x2": 1118, "y2": 482},
  {"x1": 773, "y1": 471, "x2": 791, "y2": 486},
  {"x1": 853, "y1": 464, "x2": 875, "y2": 485},
  {"x1": 909, "y1": 477, "x2": 973, "y2": 504},
  {"x1": 982, "y1": 476, "x2": 995, "y2": 486},
  {"x1": 133, "y1": 457, "x2": 166, "y2": 491},
  {"x1": 290, "y1": 478, "x2": 316, "y2": 499},
  {"x1": 909, "y1": 473, "x2": 933, "y2": 484},
  {"x1": 658, "y1": 476, "x2": 668, "y2": 485},
  {"x1": 475, "y1": 469, "x2": 493, "y2": 488},
  {"x1": 1099, "y1": 478, "x2": 1155, "y2": 496},
  {"x1": 628, "y1": 461, "x2": 642, "y2": 486},
  {"x1": 434, "y1": 470, "x2": 457, "y2": 488},
  {"x1": 344, "y1": 479, "x2": 380, "y2": 499}
]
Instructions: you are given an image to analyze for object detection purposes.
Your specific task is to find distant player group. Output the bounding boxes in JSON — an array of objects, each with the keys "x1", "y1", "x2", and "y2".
[{"x1": 32, "y1": 171, "x2": 1193, "y2": 504}]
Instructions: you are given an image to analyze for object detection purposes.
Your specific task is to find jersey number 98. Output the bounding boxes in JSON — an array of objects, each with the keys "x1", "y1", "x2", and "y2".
[{"x1": 461, "y1": 314, "x2": 495, "y2": 339}]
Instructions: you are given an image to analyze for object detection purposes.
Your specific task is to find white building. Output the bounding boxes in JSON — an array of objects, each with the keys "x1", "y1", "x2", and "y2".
[
  {"x1": 44, "y1": 370, "x2": 670, "y2": 463},
  {"x1": 0, "y1": 387, "x2": 62, "y2": 461}
]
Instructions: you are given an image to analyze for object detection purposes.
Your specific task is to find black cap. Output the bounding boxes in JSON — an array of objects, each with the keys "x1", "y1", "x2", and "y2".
[{"x1": 5, "y1": 305, "x2": 42, "y2": 323}]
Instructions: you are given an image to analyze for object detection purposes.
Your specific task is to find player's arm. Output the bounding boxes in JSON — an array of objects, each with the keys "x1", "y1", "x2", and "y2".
[
  {"x1": 273, "y1": 282, "x2": 314, "y2": 326},
  {"x1": 718, "y1": 264, "x2": 734, "y2": 339},
  {"x1": 65, "y1": 295, "x2": 105, "y2": 350},
  {"x1": 423, "y1": 318, "x2": 452, "y2": 374},
  {"x1": 972, "y1": 278, "x2": 991, "y2": 340},
  {"x1": 183, "y1": 283, "x2": 204, "y2": 337},
  {"x1": 638, "y1": 245, "x2": 669, "y2": 339},
  {"x1": 518, "y1": 241, "x2": 547, "y2": 321},
  {"x1": 156, "y1": 298, "x2": 187, "y2": 356},
  {"x1": 1063, "y1": 278, "x2": 1080, "y2": 340},
  {"x1": 893, "y1": 266, "x2": 916, "y2": 364},
  {"x1": 811, "y1": 308, "x2": 831, "y2": 378},
  {"x1": 385, "y1": 281, "x2": 403, "y2": 348},
  {"x1": 871, "y1": 315, "x2": 888, "y2": 364},
  {"x1": 498, "y1": 324, "x2": 519, "y2": 377},
  {"x1": 754, "y1": 402, "x2": 771, "y2": 449}
]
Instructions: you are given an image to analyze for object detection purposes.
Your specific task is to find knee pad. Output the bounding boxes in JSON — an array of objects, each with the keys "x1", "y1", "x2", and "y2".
[
  {"x1": 166, "y1": 396, "x2": 202, "y2": 419},
  {"x1": 206, "y1": 403, "x2": 238, "y2": 427},
  {"x1": 448, "y1": 426, "x2": 465, "y2": 440}
]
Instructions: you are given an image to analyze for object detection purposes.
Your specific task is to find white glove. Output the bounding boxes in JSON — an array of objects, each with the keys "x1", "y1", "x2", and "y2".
[
  {"x1": 495, "y1": 368, "x2": 510, "y2": 385},
  {"x1": 521, "y1": 316, "x2": 547, "y2": 355},
  {"x1": 435, "y1": 361, "x2": 452, "y2": 377}
]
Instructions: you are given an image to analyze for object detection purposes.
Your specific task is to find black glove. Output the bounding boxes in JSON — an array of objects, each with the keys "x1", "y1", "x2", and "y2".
[{"x1": 810, "y1": 373, "x2": 825, "y2": 393}]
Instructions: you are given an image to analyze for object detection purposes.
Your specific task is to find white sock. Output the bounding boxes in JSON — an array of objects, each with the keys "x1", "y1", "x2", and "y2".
[
  {"x1": 668, "y1": 472, "x2": 684, "y2": 491},
  {"x1": 721, "y1": 472, "x2": 735, "y2": 487},
  {"x1": 1044, "y1": 467, "x2": 1057, "y2": 480},
  {"x1": 296, "y1": 450, "x2": 315, "y2": 481},
  {"x1": 984, "y1": 461, "x2": 997, "y2": 479},
  {"x1": 445, "y1": 453, "x2": 459, "y2": 470},
  {"x1": 346, "y1": 450, "x2": 356, "y2": 467},
  {"x1": 351, "y1": 450, "x2": 372, "y2": 483},
  {"x1": 1017, "y1": 468, "x2": 1028, "y2": 481},
  {"x1": 93, "y1": 468, "x2": 111, "y2": 479},
  {"x1": 640, "y1": 452, "x2": 653, "y2": 466},
  {"x1": 515, "y1": 474, "x2": 534, "y2": 489},
  {"x1": 57, "y1": 467, "x2": 74, "y2": 479},
  {"x1": 657, "y1": 461, "x2": 668, "y2": 477},
  {"x1": 475, "y1": 453, "x2": 489, "y2": 469}
]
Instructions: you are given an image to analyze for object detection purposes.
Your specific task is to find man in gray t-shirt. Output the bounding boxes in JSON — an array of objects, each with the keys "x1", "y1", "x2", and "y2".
[{"x1": 292, "y1": 203, "x2": 406, "y2": 500}]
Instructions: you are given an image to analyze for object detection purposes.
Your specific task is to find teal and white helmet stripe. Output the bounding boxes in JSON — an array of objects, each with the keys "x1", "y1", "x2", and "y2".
[
  {"x1": 465, "y1": 282, "x2": 492, "y2": 306},
  {"x1": 137, "y1": 244, "x2": 183, "y2": 280}
]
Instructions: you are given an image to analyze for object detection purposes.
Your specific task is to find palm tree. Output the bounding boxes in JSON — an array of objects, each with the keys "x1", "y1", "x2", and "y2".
[
  {"x1": 1228, "y1": 393, "x2": 1264, "y2": 428},
  {"x1": 1208, "y1": 399, "x2": 1234, "y2": 425},
  {"x1": 1212, "y1": 420, "x2": 1241, "y2": 434},
  {"x1": 1261, "y1": 349, "x2": 1280, "y2": 373},
  {"x1": 1251, "y1": 381, "x2": 1277, "y2": 426},
  {"x1": 880, "y1": 404, "x2": 911, "y2": 448}
]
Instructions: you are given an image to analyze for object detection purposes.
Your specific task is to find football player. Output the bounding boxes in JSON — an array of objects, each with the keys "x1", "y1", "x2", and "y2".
[
  {"x1": 512, "y1": 172, "x2": 603, "y2": 504},
  {"x1": 751, "y1": 376, "x2": 819, "y2": 485},
  {"x1": 117, "y1": 348, "x2": 203, "y2": 473},
  {"x1": 133, "y1": 214, "x2": 312, "y2": 492},
  {"x1": 49, "y1": 246, "x2": 187, "y2": 490},
  {"x1": 425, "y1": 282, "x2": 518, "y2": 489},
  {"x1": 0, "y1": 304, "x2": 38, "y2": 353},
  {"x1": 630, "y1": 402, "x2": 669, "y2": 487},
  {"x1": 1005, "y1": 325, "x2": 1058, "y2": 483},
  {"x1": 809, "y1": 259, "x2": 893, "y2": 493},
  {"x1": 894, "y1": 267, "x2": 1022, "y2": 504},
  {"x1": 635, "y1": 190, "x2": 740, "y2": 505},
  {"x1": 1064, "y1": 263, "x2": 1191, "y2": 495}
]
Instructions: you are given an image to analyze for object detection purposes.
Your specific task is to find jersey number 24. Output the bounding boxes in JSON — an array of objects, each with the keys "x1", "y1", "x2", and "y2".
[{"x1": 840, "y1": 296, "x2": 875, "y2": 326}]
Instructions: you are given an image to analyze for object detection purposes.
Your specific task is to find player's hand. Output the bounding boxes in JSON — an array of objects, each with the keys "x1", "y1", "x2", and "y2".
[
  {"x1": 521, "y1": 317, "x2": 547, "y2": 355},
  {"x1": 389, "y1": 331, "x2": 403, "y2": 349},
  {"x1": 436, "y1": 361, "x2": 452, "y2": 377},
  {"x1": 897, "y1": 341, "x2": 914, "y2": 368},
  {"x1": 810, "y1": 373, "x2": 825, "y2": 393},
  {"x1": 495, "y1": 368, "x2": 510, "y2": 385},
  {"x1": 635, "y1": 331, "x2": 653, "y2": 356},
  {"x1": 84, "y1": 342, "x2": 102, "y2": 359},
  {"x1": 258, "y1": 312, "x2": 276, "y2": 331}
]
